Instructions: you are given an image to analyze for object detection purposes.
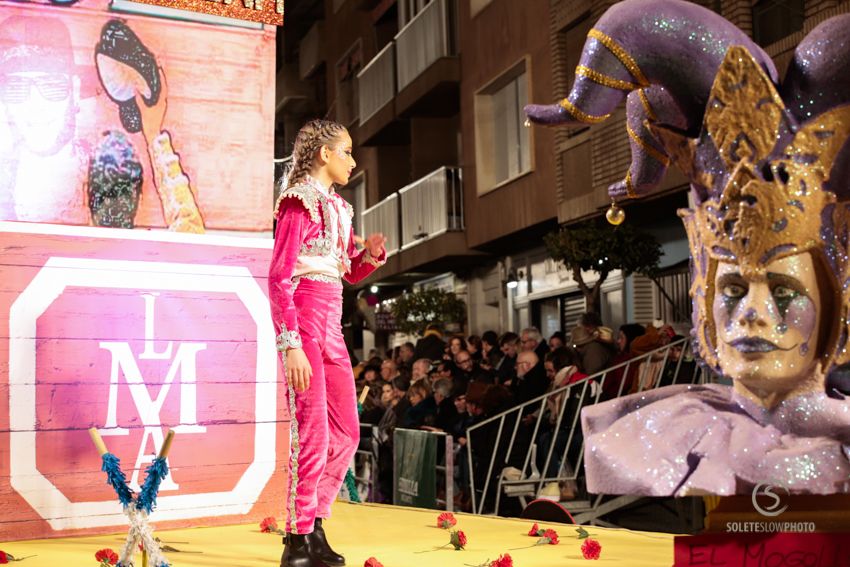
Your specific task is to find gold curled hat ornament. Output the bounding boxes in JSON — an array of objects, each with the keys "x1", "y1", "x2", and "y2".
[{"x1": 649, "y1": 45, "x2": 850, "y2": 374}]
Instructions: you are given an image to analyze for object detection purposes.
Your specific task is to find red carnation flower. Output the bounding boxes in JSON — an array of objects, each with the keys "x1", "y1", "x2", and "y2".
[
  {"x1": 581, "y1": 538, "x2": 602, "y2": 560},
  {"x1": 437, "y1": 512, "x2": 457, "y2": 529},
  {"x1": 492, "y1": 553, "x2": 513, "y2": 567},
  {"x1": 95, "y1": 548, "x2": 119, "y2": 565},
  {"x1": 542, "y1": 528, "x2": 559, "y2": 545},
  {"x1": 364, "y1": 558, "x2": 384, "y2": 567},
  {"x1": 450, "y1": 530, "x2": 467, "y2": 550},
  {"x1": 260, "y1": 516, "x2": 279, "y2": 533},
  {"x1": 527, "y1": 522, "x2": 540, "y2": 536}
]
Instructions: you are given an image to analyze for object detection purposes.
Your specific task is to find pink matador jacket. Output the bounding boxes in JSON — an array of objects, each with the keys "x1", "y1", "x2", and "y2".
[{"x1": 268, "y1": 177, "x2": 386, "y2": 350}]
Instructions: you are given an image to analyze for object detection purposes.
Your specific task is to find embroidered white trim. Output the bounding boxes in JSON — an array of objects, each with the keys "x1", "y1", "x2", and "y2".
[
  {"x1": 278, "y1": 183, "x2": 322, "y2": 224},
  {"x1": 292, "y1": 273, "x2": 342, "y2": 292},
  {"x1": 276, "y1": 325, "x2": 302, "y2": 351},
  {"x1": 285, "y1": 373, "x2": 301, "y2": 533},
  {"x1": 363, "y1": 249, "x2": 385, "y2": 268}
]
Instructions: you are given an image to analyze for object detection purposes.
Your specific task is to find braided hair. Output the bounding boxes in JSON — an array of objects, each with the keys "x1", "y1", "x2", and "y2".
[{"x1": 274, "y1": 119, "x2": 347, "y2": 217}]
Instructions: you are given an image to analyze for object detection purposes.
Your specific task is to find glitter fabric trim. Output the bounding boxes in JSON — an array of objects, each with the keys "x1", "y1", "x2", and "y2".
[
  {"x1": 286, "y1": 373, "x2": 301, "y2": 533},
  {"x1": 276, "y1": 324, "x2": 302, "y2": 351},
  {"x1": 275, "y1": 183, "x2": 322, "y2": 223},
  {"x1": 301, "y1": 235, "x2": 333, "y2": 257},
  {"x1": 624, "y1": 170, "x2": 637, "y2": 198},
  {"x1": 588, "y1": 29, "x2": 649, "y2": 88},
  {"x1": 362, "y1": 249, "x2": 385, "y2": 268},
  {"x1": 558, "y1": 98, "x2": 611, "y2": 124},
  {"x1": 576, "y1": 64, "x2": 641, "y2": 91},
  {"x1": 626, "y1": 124, "x2": 671, "y2": 166},
  {"x1": 292, "y1": 274, "x2": 342, "y2": 292},
  {"x1": 638, "y1": 88, "x2": 658, "y2": 122}
]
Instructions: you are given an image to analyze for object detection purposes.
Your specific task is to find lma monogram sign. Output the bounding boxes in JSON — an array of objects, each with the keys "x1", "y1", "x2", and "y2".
[{"x1": 0, "y1": 224, "x2": 284, "y2": 540}]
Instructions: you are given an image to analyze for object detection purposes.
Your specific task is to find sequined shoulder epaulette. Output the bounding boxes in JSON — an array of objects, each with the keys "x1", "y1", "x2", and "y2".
[{"x1": 278, "y1": 183, "x2": 322, "y2": 224}]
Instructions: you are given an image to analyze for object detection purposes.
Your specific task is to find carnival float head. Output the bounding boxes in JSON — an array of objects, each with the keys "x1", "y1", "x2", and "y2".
[{"x1": 525, "y1": 0, "x2": 850, "y2": 407}]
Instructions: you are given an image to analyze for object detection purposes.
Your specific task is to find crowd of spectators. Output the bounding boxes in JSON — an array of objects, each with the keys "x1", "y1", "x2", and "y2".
[{"x1": 350, "y1": 315, "x2": 694, "y2": 513}]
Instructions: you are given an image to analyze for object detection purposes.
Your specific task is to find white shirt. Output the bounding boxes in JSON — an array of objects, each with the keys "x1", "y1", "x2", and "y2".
[{"x1": 291, "y1": 176, "x2": 352, "y2": 280}]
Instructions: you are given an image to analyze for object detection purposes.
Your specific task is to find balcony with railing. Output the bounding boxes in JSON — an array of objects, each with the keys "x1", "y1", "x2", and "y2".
[
  {"x1": 394, "y1": 0, "x2": 459, "y2": 117},
  {"x1": 362, "y1": 193, "x2": 400, "y2": 257},
  {"x1": 356, "y1": 167, "x2": 486, "y2": 283},
  {"x1": 399, "y1": 167, "x2": 463, "y2": 250},
  {"x1": 358, "y1": 42, "x2": 395, "y2": 124},
  {"x1": 356, "y1": 42, "x2": 409, "y2": 145}
]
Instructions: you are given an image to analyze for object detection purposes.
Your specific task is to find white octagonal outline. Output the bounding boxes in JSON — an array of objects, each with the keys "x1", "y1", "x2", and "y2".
[{"x1": 9, "y1": 257, "x2": 277, "y2": 530}]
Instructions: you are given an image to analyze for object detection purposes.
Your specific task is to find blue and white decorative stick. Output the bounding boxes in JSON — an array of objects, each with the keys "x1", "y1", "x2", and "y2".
[{"x1": 89, "y1": 428, "x2": 175, "y2": 567}]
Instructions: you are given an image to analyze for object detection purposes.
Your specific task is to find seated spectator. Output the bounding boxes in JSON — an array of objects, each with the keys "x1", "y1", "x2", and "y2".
[
  {"x1": 381, "y1": 358, "x2": 400, "y2": 382},
  {"x1": 467, "y1": 335, "x2": 483, "y2": 363},
  {"x1": 359, "y1": 379, "x2": 389, "y2": 425},
  {"x1": 521, "y1": 327, "x2": 550, "y2": 361},
  {"x1": 414, "y1": 324, "x2": 446, "y2": 362},
  {"x1": 495, "y1": 332, "x2": 519, "y2": 385},
  {"x1": 480, "y1": 330, "x2": 501, "y2": 370},
  {"x1": 403, "y1": 381, "x2": 437, "y2": 429},
  {"x1": 511, "y1": 350, "x2": 549, "y2": 409},
  {"x1": 571, "y1": 325, "x2": 615, "y2": 376},
  {"x1": 601, "y1": 323, "x2": 646, "y2": 399},
  {"x1": 548, "y1": 331, "x2": 566, "y2": 352},
  {"x1": 423, "y1": 378, "x2": 459, "y2": 434},
  {"x1": 360, "y1": 364, "x2": 381, "y2": 385},
  {"x1": 628, "y1": 325, "x2": 667, "y2": 392},
  {"x1": 447, "y1": 335, "x2": 467, "y2": 359},
  {"x1": 391, "y1": 375, "x2": 411, "y2": 429},
  {"x1": 452, "y1": 349, "x2": 494, "y2": 395},
  {"x1": 657, "y1": 334, "x2": 697, "y2": 387},
  {"x1": 411, "y1": 358, "x2": 432, "y2": 383},
  {"x1": 398, "y1": 341, "x2": 415, "y2": 370}
]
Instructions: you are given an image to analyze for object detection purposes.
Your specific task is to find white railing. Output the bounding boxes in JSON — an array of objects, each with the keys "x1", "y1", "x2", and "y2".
[
  {"x1": 399, "y1": 167, "x2": 463, "y2": 250},
  {"x1": 362, "y1": 193, "x2": 400, "y2": 256},
  {"x1": 395, "y1": 0, "x2": 455, "y2": 91},
  {"x1": 466, "y1": 337, "x2": 714, "y2": 520},
  {"x1": 357, "y1": 42, "x2": 396, "y2": 124}
]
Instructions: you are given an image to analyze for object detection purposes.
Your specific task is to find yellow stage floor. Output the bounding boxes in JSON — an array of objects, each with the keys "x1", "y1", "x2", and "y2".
[{"x1": 2, "y1": 502, "x2": 674, "y2": 566}]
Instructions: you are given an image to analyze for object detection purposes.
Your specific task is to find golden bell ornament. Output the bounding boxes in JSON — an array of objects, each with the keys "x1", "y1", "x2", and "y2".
[{"x1": 606, "y1": 201, "x2": 625, "y2": 225}]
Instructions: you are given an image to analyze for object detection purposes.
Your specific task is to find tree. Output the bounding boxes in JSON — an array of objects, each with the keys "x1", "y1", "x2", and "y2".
[
  {"x1": 390, "y1": 288, "x2": 467, "y2": 336},
  {"x1": 544, "y1": 219, "x2": 663, "y2": 314}
]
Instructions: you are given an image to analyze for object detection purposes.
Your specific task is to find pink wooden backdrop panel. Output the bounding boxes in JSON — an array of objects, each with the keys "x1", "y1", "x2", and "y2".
[{"x1": 0, "y1": 224, "x2": 288, "y2": 541}]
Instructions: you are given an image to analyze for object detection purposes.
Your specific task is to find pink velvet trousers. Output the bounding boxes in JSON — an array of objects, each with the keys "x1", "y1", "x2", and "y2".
[{"x1": 284, "y1": 279, "x2": 359, "y2": 534}]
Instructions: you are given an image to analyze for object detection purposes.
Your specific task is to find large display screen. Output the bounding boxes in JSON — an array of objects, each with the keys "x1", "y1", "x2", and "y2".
[{"x1": 0, "y1": 0, "x2": 275, "y2": 233}]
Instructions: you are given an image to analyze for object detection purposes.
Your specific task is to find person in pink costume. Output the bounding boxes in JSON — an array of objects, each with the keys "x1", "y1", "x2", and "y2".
[{"x1": 269, "y1": 119, "x2": 386, "y2": 567}]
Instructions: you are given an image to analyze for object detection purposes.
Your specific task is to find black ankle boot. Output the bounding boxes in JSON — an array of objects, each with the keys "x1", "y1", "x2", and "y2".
[
  {"x1": 306, "y1": 518, "x2": 345, "y2": 566},
  {"x1": 281, "y1": 533, "x2": 321, "y2": 567}
]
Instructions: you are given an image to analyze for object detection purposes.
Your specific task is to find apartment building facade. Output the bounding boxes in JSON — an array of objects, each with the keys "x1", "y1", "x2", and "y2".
[{"x1": 274, "y1": 0, "x2": 850, "y2": 349}]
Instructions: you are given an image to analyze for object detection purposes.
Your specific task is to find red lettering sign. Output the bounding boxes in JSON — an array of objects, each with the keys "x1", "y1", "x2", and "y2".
[{"x1": 675, "y1": 533, "x2": 850, "y2": 566}]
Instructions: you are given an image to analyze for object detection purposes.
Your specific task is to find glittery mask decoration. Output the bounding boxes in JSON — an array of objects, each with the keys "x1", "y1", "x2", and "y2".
[{"x1": 650, "y1": 46, "x2": 850, "y2": 372}]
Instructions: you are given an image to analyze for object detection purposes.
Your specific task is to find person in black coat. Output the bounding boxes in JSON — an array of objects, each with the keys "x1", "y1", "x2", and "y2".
[{"x1": 413, "y1": 324, "x2": 446, "y2": 362}]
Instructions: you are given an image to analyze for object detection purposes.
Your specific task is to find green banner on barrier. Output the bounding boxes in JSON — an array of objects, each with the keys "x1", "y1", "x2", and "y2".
[{"x1": 393, "y1": 428, "x2": 437, "y2": 508}]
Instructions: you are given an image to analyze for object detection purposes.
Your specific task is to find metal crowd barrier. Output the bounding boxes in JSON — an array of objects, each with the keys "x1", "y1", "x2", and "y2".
[{"x1": 466, "y1": 337, "x2": 712, "y2": 524}]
